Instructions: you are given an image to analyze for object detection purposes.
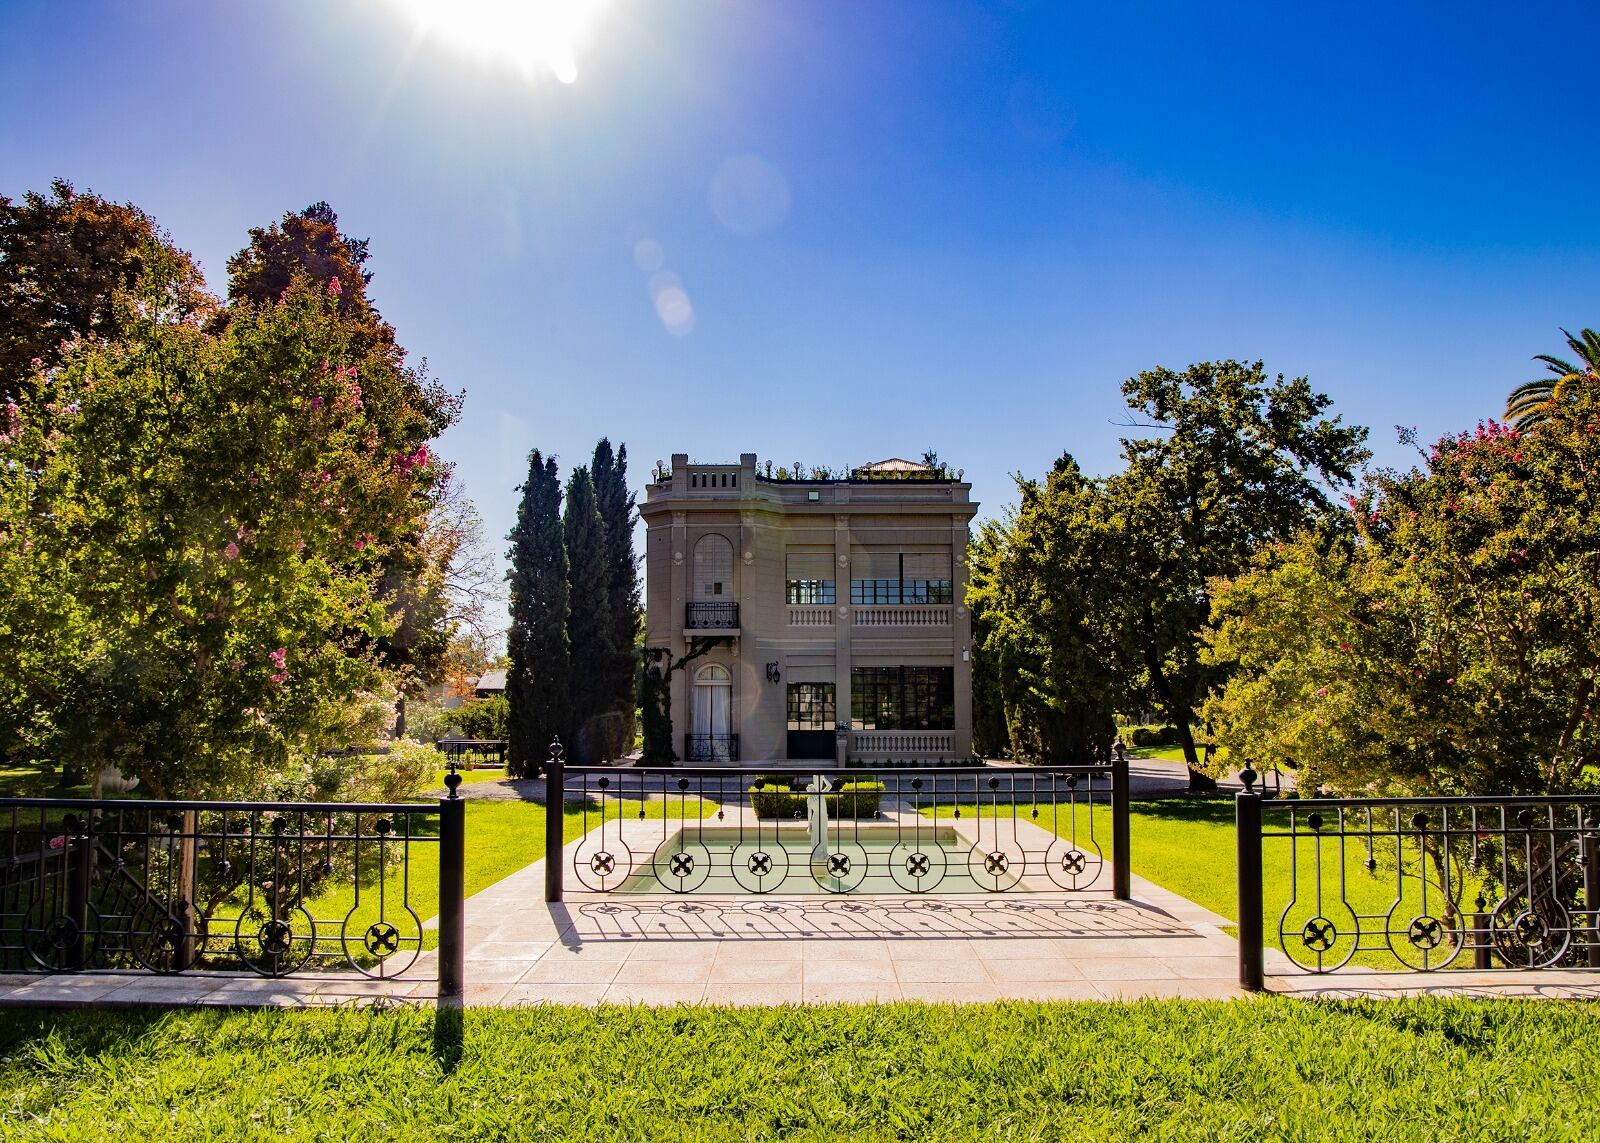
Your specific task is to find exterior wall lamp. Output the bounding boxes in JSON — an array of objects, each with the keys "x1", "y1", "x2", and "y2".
[{"x1": 765, "y1": 662, "x2": 781, "y2": 684}]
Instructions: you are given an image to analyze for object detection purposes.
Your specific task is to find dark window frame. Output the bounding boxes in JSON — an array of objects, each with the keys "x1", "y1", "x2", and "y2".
[
  {"x1": 849, "y1": 666, "x2": 954, "y2": 731},
  {"x1": 787, "y1": 682, "x2": 837, "y2": 731},
  {"x1": 785, "y1": 578, "x2": 836, "y2": 606}
]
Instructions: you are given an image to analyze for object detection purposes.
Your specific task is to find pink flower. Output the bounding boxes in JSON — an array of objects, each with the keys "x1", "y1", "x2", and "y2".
[
  {"x1": 224, "y1": 541, "x2": 240, "y2": 561},
  {"x1": 48, "y1": 835, "x2": 65, "y2": 850},
  {"x1": 328, "y1": 277, "x2": 342, "y2": 297},
  {"x1": 268, "y1": 648, "x2": 287, "y2": 668},
  {"x1": 270, "y1": 671, "x2": 288, "y2": 685},
  {"x1": 1315, "y1": 687, "x2": 1328, "y2": 697},
  {"x1": 308, "y1": 396, "x2": 324, "y2": 410}
]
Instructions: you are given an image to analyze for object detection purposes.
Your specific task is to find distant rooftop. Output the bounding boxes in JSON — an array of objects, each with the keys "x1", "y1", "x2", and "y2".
[
  {"x1": 853, "y1": 458, "x2": 932, "y2": 477},
  {"x1": 474, "y1": 669, "x2": 507, "y2": 692}
]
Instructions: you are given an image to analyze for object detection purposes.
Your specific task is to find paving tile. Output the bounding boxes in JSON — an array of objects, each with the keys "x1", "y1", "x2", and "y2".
[
  {"x1": 527, "y1": 955, "x2": 623, "y2": 985},
  {"x1": 802, "y1": 982, "x2": 904, "y2": 1004},
  {"x1": 537, "y1": 941, "x2": 636, "y2": 964},
  {"x1": 624, "y1": 940, "x2": 732, "y2": 963},
  {"x1": 1074, "y1": 957, "x2": 1181, "y2": 981},
  {"x1": 469, "y1": 942, "x2": 554, "y2": 962},
  {"x1": 804, "y1": 959, "x2": 897, "y2": 985},
  {"x1": 601, "y1": 983, "x2": 707, "y2": 1006},
  {"x1": 502, "y1": 982, "x2": 609, "y2": 1007},
  {"x1": 612, "y1": 959, "x2": 713, "y2": 986},
  {"x1": 1168, "y1": 956, "x2": 1238, "y2": 981},
  {"x1": 708, "y1": 955, "x2": 804, "y2": 984},
  {"x1": 984, "y1": 959, "x2": 1084, "y2": 983},
  {"x1": 701, "y1": 982, "x2": 804, "y2": 1006},
  {"x1": 1093, "y1": 979, "x2": 1238, "y2": 1000},
  {"x1": 914, "y1": 982, "x2": 1007, "y2": 1004},
  {"x1": 464, "y1": 982, "x2": 513, "y2": 1005},
  {"x1": 971, "y1": 938, "x2": 1071, "y2": 960},
  {"x1": 892, "y1": 958, "x2": 992, "y2": 984},
  {"x1": 997, "y1": 980, "x2": 1109, "y2": 1002},
  {"x1": 468, "y1": 959, "x2": 541, "y2": 985},
  {"x1": 800, "y1": 940, "x2": 892, "y2": 962}
]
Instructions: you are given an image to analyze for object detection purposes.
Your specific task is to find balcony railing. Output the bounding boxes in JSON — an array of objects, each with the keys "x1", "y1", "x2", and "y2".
[
  {"x1": 854, "y1": 605, "x2": 951, "y2": 627},
  {"x1": 685, "y1": 602, "x2": 740, "y2": 631},
  {"x1": 683, "y1": 733, "x2": 739, "y2": 763},
  {"x1": 787, "y1": 605, "x2": 835, "y2": 627},
  {"x1": 851, "y1": 730, "x2": 956, "y2": 755}
]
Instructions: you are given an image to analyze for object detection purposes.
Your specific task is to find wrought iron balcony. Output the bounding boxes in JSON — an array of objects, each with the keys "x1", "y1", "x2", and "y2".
[
  {"x1": 685, "y1": 602, "x2": 740, "y2": 632},
  {"x1": 684, "y1": 733, "x2": 739, "y2": 762}
]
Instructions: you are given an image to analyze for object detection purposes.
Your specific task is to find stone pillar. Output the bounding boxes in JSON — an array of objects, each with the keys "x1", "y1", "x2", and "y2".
[
  {"x1": 952, "y1": 514, "x2": 973, "y2": 759},
  {"x1": 670, "y1": 508, "x2": 688, "y2": 758},
  {"x1": 833, "y1": 508, "x2": 852, "y2": 766}
]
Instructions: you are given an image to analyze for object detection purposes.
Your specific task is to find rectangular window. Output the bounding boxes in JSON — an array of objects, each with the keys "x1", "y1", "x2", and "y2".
[
  {"x1": 786, "y1": 579, "x2": 836, "y2": 605},
  {"x1": 850, "y1": 551, "x2": 953, "y2": 605},
  {"x1": 787, "y1": 683, "x2": 836, "y2": 730},
  {"x1": 850, "y1": 667, "x2": 954, "y2": 731}
]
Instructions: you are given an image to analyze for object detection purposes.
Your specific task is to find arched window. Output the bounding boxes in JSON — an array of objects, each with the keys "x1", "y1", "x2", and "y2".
[
  {"x1": 690, "y1": 664, "x2": 734, "y2": 761},
  {"x1": 692, "y1": 534, "x2": 734, "y2": 600}
]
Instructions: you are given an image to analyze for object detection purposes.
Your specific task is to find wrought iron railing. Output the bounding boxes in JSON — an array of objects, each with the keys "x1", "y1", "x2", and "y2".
[
  {"x1": 434, "y1": 738, "x2": 507, "y2": 768},
  {"x1": 685, "y1": 601, "x2": 740, "y2": 630},
  {"x1": 545, "y1": 761, "x2": 1130, "y2": 900},
  {"x1": 0, "y1": 787, "x2": 466, "y2": 995},
  {"x1": 684, "y1": 734, "x2": 739, "y2": 763},
  {"x1": 1235, "y1": 769, "x2": 1600, "y2": 989}
]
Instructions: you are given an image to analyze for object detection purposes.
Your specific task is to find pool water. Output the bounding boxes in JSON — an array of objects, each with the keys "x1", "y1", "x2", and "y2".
[{"x1": 605, "y1": 825, "x2": 1056, "y2": 896}]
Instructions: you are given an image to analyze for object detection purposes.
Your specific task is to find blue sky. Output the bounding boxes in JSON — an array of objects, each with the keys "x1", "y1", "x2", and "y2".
[{"x1": 4, "y1": 0, "x2": 1598, "y2": 568}]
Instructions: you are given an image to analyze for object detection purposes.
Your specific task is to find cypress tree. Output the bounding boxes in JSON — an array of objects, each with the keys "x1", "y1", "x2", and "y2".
[
  {"x1": 592, "y1": 439, "x2": 641, "y2": 737},
  {"x1": 505, "y1": 451, "x2": 569, "y2": 776},
  {"x1": 564, "y1": 466, "x2": 616, "y2": 762}
]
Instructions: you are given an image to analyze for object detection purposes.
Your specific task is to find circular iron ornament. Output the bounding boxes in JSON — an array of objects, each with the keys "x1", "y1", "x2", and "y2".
[
  {"x1": 340, "y1": 905, "x2": 424, "y2": 978},
  {"x1": 652, "y1": 841, "x2": 711, "y2": 894},
  {"x1": 1490, "y1": 893, "x2": 1571, "y2": 968},
  {"x1": 810, "y1": 840, "x2": 869, "y2": 894},
  {"x1": 1383, "y1": 907, "x2": 1464, "y2": 971},
  {"x1": 573, "y1": 835, "x2": 635, "y2": 892},
  {"x1": 1300, "y1": 915, "x2": 1338, "y2": 952},
  {"x1": 967, "y1": 843, "x2": 1025, "y2": 893},
  {"x1": 234, "y1": 905, "x2": 316, "y2": 977},
  {"x1": 24, "y1": 900, "x2": 101, "y2": 972},
  {"x1": 730, "y1": 840, "x2": 791, "y2": 894},
  {"x1": 889, "y1": 841, "x2": 949, "y2": 893},
  {"x1": 1277, "y1": 899, "x2": 1358, "y2": 972},
  {"x1": 129, "y1": 901, "x2": 209, "y2": 974},
  {"x1": 1044, "y1": 838, "x2": 1104, "y2": 891}
]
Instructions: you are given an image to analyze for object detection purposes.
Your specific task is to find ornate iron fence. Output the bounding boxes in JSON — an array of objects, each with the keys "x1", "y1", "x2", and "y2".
[
  {"x1": 0, "y1": 787, "x2": 466, "y2": 996},
  {"x1": 1236, "y1": 769, "x2": 1600, "y2": 989},
  {"x1": 683, "y1": 734, "x2": 739, "y2": 763},
  {"x1": 545, "y1": 761, "x2": 1130, "y2": 900}
]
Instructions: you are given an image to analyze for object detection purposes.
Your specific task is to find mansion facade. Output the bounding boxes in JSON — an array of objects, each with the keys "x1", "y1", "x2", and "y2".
[{"x1": 641, "y1": 453, "x2": 978, "y2": 766}]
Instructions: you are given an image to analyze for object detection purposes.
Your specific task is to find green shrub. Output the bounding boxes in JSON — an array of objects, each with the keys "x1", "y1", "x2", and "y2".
[
  {"x1": 749, "y1": 779, "x2": 884, "y2": 820},
  {"x1": 451, "y1": 695, "x2": 509, "y2": 741}
]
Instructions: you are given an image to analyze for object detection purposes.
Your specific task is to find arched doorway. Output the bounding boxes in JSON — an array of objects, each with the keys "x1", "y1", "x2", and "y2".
[{"x1": 690, "y1": 663, "x2": 735, "y2": 761}]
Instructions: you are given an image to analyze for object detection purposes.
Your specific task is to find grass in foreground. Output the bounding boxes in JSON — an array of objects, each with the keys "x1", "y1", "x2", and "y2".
[{"x1": 2, "y1": 999, "x2": 1598, "y2": 1141}]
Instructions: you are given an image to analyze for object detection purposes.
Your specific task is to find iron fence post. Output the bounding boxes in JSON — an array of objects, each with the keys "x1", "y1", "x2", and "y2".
[
  {"x1": 66, "y1": 812, "x2": 92, "y2": 970},
  {"x1": 1236, "y1": 770, "x2": 1264, "y2": 992},
  {"x1": 1111, "y1": 747, "x2": 1131, "y2": 901},
  {"x1": 1472, "y1": 898, "x2": 1492, "y2": 969},
  {"x1": 438, "y1": 768, "x2": 466, "y2": 1002},
  {"x1": 545, "y1": 737, "x2": 565, "y2": 903},
  {"x1": 1584, "y1": 824, "x2": 1600, "y2": 969}
]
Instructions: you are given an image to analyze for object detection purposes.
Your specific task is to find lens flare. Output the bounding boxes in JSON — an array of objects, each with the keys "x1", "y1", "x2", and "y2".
[{"x1": 388, "y1": 0, "x2": 607, "y2": 85}]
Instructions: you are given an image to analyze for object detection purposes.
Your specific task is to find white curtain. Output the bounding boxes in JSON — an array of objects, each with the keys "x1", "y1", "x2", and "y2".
[{"x1": 693, "y1": 681, "x2": 732, "y2": 759}]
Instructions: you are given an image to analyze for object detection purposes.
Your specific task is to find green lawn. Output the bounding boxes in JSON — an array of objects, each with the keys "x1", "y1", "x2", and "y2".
[
  {"x1": 306, "y1": 795, "x2": 719, "y2": 935},
  {"x1": 934, "y1": 798, "x2": 1464, "y2": 968},
  {"x1": 2, "y1": 1000, "x2": 1598, "y2": 1140}
]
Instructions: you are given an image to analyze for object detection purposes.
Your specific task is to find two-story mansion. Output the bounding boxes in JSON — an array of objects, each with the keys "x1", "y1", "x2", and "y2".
[{"x1": 641, "y1": 453, "x2": 978, "y2": 766}]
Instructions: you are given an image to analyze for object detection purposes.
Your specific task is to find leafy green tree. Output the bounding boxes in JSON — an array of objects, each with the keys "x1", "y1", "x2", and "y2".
[
  {"x1": 1099, "y1": 361, "x2": 1369, "y2": 775},
  {"x1": 226, "y1": 202, "x2": 460, "y2": 690},
  {"x1": 592, "y1": 438, "x2": 640, "y2": 742},
  {"x1": 1207, "y1": 390, "x2": 1600, "y2": 796},
  {"x1": 968, "y1": 460, "x2": 1121, "y2": 762},
  {"x1": 0, "y1": 179, "x2": 211, "y2": 401},
  {"x1": 0, "y1": 251, "x2": 447, "y2": 795},
  {"x1": 505, "y1": 451, "x2": 569, "y2": 775},
  {"x1": 564, "y1": 466, "x2": 616, "y2": 762},
  {"x1": 1506, "y1": 327, "x2": 1600, "y2": 430}
]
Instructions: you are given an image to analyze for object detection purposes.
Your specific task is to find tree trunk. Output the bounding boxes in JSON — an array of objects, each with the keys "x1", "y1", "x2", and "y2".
[{"x1": 1140, "y1": 624, "x2": 1215, "y2": 792}]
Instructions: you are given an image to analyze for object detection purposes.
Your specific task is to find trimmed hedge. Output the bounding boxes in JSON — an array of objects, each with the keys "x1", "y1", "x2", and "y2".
[{"x1": 749, "y1": 780, "x2": 885, "y2": 820}]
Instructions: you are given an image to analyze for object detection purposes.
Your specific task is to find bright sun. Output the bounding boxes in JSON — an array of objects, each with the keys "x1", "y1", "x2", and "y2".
[{"x1": 389, "y1": 0, "x2": 607, "y2": 85}]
